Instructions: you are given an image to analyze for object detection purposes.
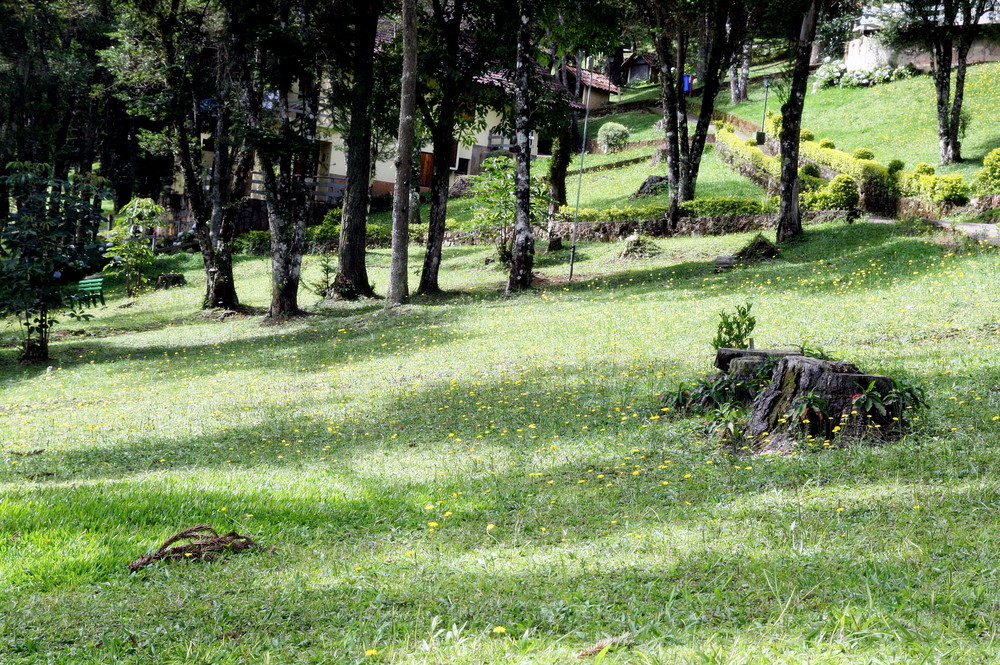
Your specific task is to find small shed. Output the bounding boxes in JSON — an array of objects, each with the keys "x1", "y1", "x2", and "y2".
[{"x1": 621, "y1": 52, "x2": 659, "y2": 85}]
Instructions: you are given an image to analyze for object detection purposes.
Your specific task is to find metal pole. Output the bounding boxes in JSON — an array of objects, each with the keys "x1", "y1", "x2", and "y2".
[
  {"x1": 569, "y1": 58, "x2": 594, "y2": 283},
  {"x1": 760, "y1": 77, "x2": 771, "y2": 134}
]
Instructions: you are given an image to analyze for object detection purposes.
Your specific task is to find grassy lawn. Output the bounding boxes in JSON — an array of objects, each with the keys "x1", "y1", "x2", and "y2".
[
  {"x1": 587, "y1": 109, "x2": 664, "y2": 142},
  {"x1": 716, "y1": 61, "x2": 1000, "y2": 178},
  {"x1": 2, "y1": 221, "x2": 1000, "y2": 663}
]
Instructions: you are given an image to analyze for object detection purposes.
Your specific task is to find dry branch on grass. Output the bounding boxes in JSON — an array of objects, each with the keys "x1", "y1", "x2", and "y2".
[
  {"x1": 576, "y1": 632, "x2": 634, "y2": 658},
  {"x1": 128, "y1": 525, "x2": 258, "y2": 571}
]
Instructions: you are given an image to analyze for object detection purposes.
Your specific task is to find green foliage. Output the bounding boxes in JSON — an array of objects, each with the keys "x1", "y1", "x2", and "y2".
[
  {"x1": 799, "y1": 129, "x2": 815, "y2": 142},
  {"x1": 561, "y1": 204, "x2": 669, "y2": 223},
  {"x1": 711, "y1": 301, "x2": 756, "y2": 350},
  {"x1": 818, "y1": 138, "x2": 836, "y2": 149},
  {"x1": 0, "y1": 164, "x2": 106, "y2": 361},
  {"x1": 470, "y1": 154, "x2": 549, "y2": 265},
  {"x1": 306, "y1": 208, "x2": 342, "y2": 250},
  {"x1": 896, "y1": 170, "x2": 971, "y2": 205},
  {"x1": 887, "y1": 159, "x2": 905, "y2": 175},
  {"x1": 233, "y1": 230, "x2": 272, "y2": 255},
  {"x1": 801, "y1": 174, "x2": 860, "y2": 211},
  {"x1": 716, "y1": 129, "x2": 782, "y2": 181},
  {"x1": 764, "y1": 111, "x2": 781, "y2": 137},
  {"x1": 973, "y1": 148, "x2": 1000, "y2": 196},
  {"x1": 678, "y1": 197, "x2": 776, "y2": 217},
  {"x1": 913, "y1": 162, "x2": 936, "y2": 176},
  {"x1": 596, "y1": 122, "x2": 630, "y2": 153},
  {"x1": 799, "y1": 163, "x2": 821, "y2": 179},
  {"x1": 102, "y1": 198, "x2": 163, "y2": 297},
  {"x1": 800, "y1": 140, "x2": 893, "y2": 191},
  {"x1": 745, "y1": 137, "x2": 760, "y2": 147},
  {"x1": 853, "y1": 148, "x2": 875, "y2": 160}
]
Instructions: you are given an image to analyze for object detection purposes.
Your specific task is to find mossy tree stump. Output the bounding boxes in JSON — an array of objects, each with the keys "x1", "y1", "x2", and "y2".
[{"x1": 744, "y1": 355, "x2": 896, "y2": 453}]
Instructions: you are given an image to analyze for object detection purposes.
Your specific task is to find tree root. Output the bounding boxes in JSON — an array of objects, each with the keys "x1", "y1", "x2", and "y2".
[{"x1": 128, "y1": 525, "x2": 258, "y2": 571}]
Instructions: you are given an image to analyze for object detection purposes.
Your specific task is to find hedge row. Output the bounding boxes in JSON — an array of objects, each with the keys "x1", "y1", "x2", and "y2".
[
  {"x1": 799, "y1": 140, "x2": 893, "y2": 191},
  {"x1": 559, "y1": 196, "x2": 776, "y2": 223},
  {"x1": 716, "y1": 129, "x2": 782, "y2": 182},
  {"x1": 896, "y1": 168, "x2": 971, "y2": 205}
]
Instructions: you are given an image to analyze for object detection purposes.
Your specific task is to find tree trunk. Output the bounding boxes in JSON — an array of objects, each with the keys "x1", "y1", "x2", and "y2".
[
  {"x1": 654, "y1": 29, "x2": 682, "y2": 233},
  {"x1": 931, "y1": 38, "x2": 959, "y2": 164},
  {"x1": 506, "y1": 0, "x2": 535, "y2": 294},
  {"x1": 387, "y1": 0, "x2": 417, "y2": 305},
  {"x1": 416, "y1": 112, "x2": 455, "y2": 295},
  {"x1": 547, "y1": 123, "x2": 572, "y2": 219},
  {"x1": 776, "y1": 0, "x2": 820, "y2": 243},
  {"x1": 336, "y1": 0, "x2": 381, "y2": 299},
  {"x1": 730, "y1": 40, "x2": 750, "y2": 104}
]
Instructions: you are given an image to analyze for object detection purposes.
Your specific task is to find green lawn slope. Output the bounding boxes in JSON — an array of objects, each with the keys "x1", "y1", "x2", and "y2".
[
  {"x1": 2, "y1": 223, "x2": 1000, "y2": 663},
  {"x1": 717, "y1": 61, "x2": 1000, "y2": 178}
]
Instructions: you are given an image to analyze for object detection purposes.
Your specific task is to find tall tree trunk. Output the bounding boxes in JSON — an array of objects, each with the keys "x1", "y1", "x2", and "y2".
[
  {"x1": 730, "y1": 40, "x2": 750, "y2": 104},
  {"x1": 654, "y1": 29, "x2": 682, "y2": 233},
  {"x1": 336, "y1": 0, "x2": 382, "y2": 299},
  {"x1": 931, "y1": 37, "x2": 959, "y2": 164},
  {"x1": 416, "y1": 110, "x2": 456, "y2": 295},
  {"x1": 776, "y1": 0, "x2": 820, "y2": 243},
  {"x1": 547, "y1": 122, "x2": 572, "y2": 220},
  {"x1": 387, "y1": 0, "x2": 417, "y2": 305},
  {"x1": 506, "y1": 0, "x2": 535, "y2": 294}
]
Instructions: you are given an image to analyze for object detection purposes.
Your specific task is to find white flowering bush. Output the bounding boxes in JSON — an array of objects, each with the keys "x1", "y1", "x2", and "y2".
[{"x1": 813, "y1": 59, "x2": 918, "y2": 91}]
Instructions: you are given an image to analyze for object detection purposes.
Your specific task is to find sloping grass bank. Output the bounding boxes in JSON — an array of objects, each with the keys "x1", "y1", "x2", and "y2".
[{"x1": 1, "y1": 222, "x2": 999, "y2": 664}]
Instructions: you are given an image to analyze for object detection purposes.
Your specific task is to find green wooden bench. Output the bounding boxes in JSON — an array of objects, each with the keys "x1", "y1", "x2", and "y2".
[{"x1": 75, "y1": 276, "x2": 105, "y2": 307}]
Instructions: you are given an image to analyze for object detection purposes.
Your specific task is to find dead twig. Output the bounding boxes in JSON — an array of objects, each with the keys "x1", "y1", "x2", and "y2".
[
  {"x1": 128, "y1": 525, "x2": 258, "y2": 571},
  {"x1": 576, "y1": 632, "x2": 634, "y2": 658}
]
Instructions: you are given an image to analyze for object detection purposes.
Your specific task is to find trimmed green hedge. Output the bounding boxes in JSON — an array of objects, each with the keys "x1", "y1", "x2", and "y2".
[
  {"x1": 716, "y1": 129, "x2": 782, "y2": 181},
  {"x1": 974, "y1": 148, "x2": 1000, "y2": 196},
  {"x1": 562, "y1": 204, "x2": 669, "y2": 223},
  {"x1": 679, "y1": 197, "x2": 776, "y2": 217},
  {"x1": 896, "y1": 170, "x2": 971, "y2": 205},
  {"x1": 799, "y1": 140, "x2": 893, "y2": 191}
]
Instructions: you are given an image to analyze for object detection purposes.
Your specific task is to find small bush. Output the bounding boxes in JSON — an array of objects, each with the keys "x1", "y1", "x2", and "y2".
[
  {"x1": 799, "y1": 129, "x2": 815, "y2": 142},
  {"x1": 800, "y1": 163, "x2": 821, "y2": 178},
  {"x1": 745, "y1": 137, "x2": 759, "y2": 147},
  {"x1": 896, "y1": 170, "x2": 970, "y2": 205},
  {"x1": 913, "y1": 162, "x2": 935, "y2": 176},
  {"x1": 973, "y1": 147, "x2": 1000, "y2": 196},
  {"x1": 764, "y1": 112, "x2": 782, "y2": 137},
  {"x1": 306, "y1": 208, "x2": 341, "y2": 251},
  {"x1": 826, "y1": 174, "x2": 861, "y2": 209},
  {"x1": 233, "y1": 230, "x2": 271, "y2": 255},
  {"x1": 678, "y1": 197, "x2": 776, "y2": 217},
  {"x1": 711, "y1": 301, "x2": 756, "y2": 350},
  {"x1": 818, "y1": 138, "x2": 836, "y2": 149},
  {"x1": 853, "y1": 148, "x2": 875, "y2": 160},
  {"x1": 887, "y1": 159, "x2": 905, "y2": 175},
  {"x1": 597, "y1": 122, "x2": 630, "y2": 153}
]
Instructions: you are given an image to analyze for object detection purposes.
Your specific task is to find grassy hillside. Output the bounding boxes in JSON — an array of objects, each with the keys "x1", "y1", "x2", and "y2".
[
  {"x1": 2, "y1": 223, "x2": 1000, "y2": 663},
  {"x1": 717, "y1": 62, "x2": 1000, "y2": 177}
]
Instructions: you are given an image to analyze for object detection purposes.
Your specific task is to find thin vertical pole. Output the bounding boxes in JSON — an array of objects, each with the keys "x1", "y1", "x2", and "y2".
[{"x1": 569, "y1": 59, "x2": 594, "y2": 283}]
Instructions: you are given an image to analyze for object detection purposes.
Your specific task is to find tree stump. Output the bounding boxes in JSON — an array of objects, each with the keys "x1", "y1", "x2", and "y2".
[
  {"x1": 156, "y1": 273, "x2": 187, "y2": 289},
  {"x1": 630, "y1": 175, "x2": 668, "y2": 199},
  {"x1": 744, "y1": 355, "x2": 895, "y2": 453},
  {"x1": 547, "y1": 235, "x2": 563, "y2": 252},
  {"x1": 714, "y1": 348, "x2": 801, "y2": 373},
  {"x1": 618, "y1": 234, "x2": 661, "y2": 259}
]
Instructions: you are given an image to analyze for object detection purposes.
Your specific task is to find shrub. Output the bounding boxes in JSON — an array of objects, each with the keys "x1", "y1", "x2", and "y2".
[
  {"x1": 818, "y1": 138, "x2": 836, "y2": 149},
  {"x1": 711, "y1": 301, "x2": 756, "y2": 350},
  {"x1": 800, "y1": 163, "x2": 821, "y2": 178},
  {"x1": 896, "y1": 170, "x2": 971, "y2": 205},
  {"x1": 887, "y1": 159, "x2": 905, "y2": 175},
  {"x1": 597, "y1": 122, "x2": 630, "y2": 153},
  {"x1": 233, "y1": 230, "x2": 271, "y2": 255},
  {"x1": 853, "y1": 148, "x2": 875, "y2": 160},
  {"x1": 799, "y1": 141, "x2": 892, "y2": 192},
  {"x1": 745, "y1": 137, "x2": 760, "y2": 147},
  {"x1": 560, "y1": 203, "x2": 669, "y2": 223},
  {"x1": 799, "y1": 129, "x2": 815, "y2": 142},
  {"x1": 716, "y1": 128, "x2": 782, "y2": 181},
  {"x1": 826, "y1": 174, "x2": 861, "y2": 209},
  {"x1": 913, "y1": 162, "x2": 935, "y2": 176},
  {"x1": 764, "y1": 112, "x2": 782, "y2": 137},
  {"x1": 306, "y1": 208, "x2": 341, "y2": 251},
  {"x1": 812, "y1": 59, "x2": 919, "y2": 91},
  {"x1": 973, "y1": 148, "x2": 1000, "y2": 196},
  {"x1": 678, "y1": 197, "x2": 776, "y2": 217}
]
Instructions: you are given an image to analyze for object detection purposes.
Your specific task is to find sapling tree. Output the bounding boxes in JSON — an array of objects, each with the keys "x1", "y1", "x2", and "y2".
[
  {"x1": 0, "y1": 164, "x2": 107, "y2": 363},
  {"x1": 469, "y1": 154, "x2": 550, "y2": 267},
  {"x1": 102, "y1": 198, "x2": 164, "y2": 297}
]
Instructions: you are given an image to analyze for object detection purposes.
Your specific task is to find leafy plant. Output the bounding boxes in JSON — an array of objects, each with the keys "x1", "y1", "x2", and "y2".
[
  {"x1": 0, "y1": 163, "x2": 107, "y2": 362},
  {"x1": 102, "y1": 198, "x2": 163, "y2": 297},
  {"x1": 973, "y1": 147, "x2": 1000, "y2": 196},
  {"x1": 469, "y1": 154, "x2": 550, "y2": 266},
  {"x1": 596, "y1": 122, "x2": 630, "y2": 153},
  {"x1": 233, "y1": 230, "x2": 272, "y2": 255},
  {"x1": 711, "y1": 301, "x2": 756, "y2": 350},
  {"x1": 786, "y1": 391, "x2": 830, "y2": 436},
  {"x1": 705, "y1": 403, "x2": 748, "y2": 448}
]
